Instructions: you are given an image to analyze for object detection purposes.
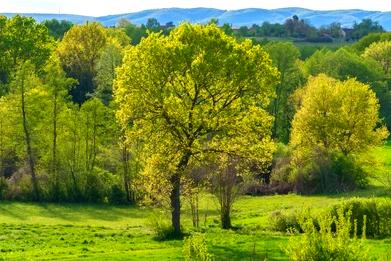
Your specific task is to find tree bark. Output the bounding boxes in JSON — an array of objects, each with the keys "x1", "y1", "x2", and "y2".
[
  {"x1": 170, "y1": 151, "x2": 191, "y2": 236},
  {"x1": 122, "y1": 142, "x2": 131, "y2": 203},
  {"x1": 52, "y1": 91, "x2": 59, "y2": 197},
  {"x1": 221, "y1": 206, "x2": 232, "y2": 229},
  {"x1": 170, "y1": 172, "x2": 181, "y2": 235}
]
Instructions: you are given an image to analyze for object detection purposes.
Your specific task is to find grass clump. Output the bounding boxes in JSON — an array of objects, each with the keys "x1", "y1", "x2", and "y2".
[{"x1": 149, "y1": 212, "x2": 180, "y2": 241}]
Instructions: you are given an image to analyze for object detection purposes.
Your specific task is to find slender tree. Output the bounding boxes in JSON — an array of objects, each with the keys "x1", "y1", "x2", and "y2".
[
  {"x1": 12, "y1": 62, "x2": 40, "y2": 200},
  {"x1": 43, "y1": 57, "x2": 76, "y2": 197}
]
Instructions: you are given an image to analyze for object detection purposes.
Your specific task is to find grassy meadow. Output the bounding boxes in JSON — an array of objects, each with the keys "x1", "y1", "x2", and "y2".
[{"x1": 0, "y1": 142, "x2": 390, "y2": 260}]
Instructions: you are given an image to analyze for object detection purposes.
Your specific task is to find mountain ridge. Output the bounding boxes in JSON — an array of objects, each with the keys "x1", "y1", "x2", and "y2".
[{"x1": 2, "y1": 7, "x2": 391, "y2": 30}]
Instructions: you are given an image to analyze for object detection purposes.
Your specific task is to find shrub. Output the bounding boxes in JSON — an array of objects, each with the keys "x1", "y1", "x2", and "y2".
[
  {"x1": 269, "y1": 210, "x2": 301, "y2": 232},
  {"x1": 84, "y1": 172, "x2": 104, "y2": 202},
  {"x1": 183, "y1": 233, "x2": 213, "y2": 261},
  {"x1": 331, "y1": 198, "x2": 391, "y2": 238},
  {"x1": 270, "y1": 198, "x2": 391, "y2": 238},
  {"x1": 285, "y1": 207, "x2": 368, "y2": 261},
  {"x1": 291, "y1": 151, "x2": 369, "y2": 194},
  {"x1": 109, "y1": 184, "x2": 127, "y2": 204}
]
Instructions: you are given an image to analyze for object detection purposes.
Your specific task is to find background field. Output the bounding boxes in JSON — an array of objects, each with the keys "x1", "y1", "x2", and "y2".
[{"x1": 0, "y1": 142, "x2": 390, "y2": 260}]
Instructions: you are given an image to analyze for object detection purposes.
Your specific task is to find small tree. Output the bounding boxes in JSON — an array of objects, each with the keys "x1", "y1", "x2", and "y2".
[
  {"x1": 43, "y1": 57, "x2": 76, "y2": 199},
  {"x1": 264, "y1": 41, "x2": 302, "y2": 142},
  {"x1": 291, "y1": 74, "x2": 388, "y2": 156},
  {"x1": 290, "y1": 74, "x2": 388, "y2": 192},
  {"x1": 210, "y1": 154, "x2": 243, "y2": 229}
]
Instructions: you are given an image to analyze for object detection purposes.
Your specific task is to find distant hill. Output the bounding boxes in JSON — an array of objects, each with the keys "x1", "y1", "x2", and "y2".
[{"x1": 2, "y1": 7, "x2": 391, "y2": 30}]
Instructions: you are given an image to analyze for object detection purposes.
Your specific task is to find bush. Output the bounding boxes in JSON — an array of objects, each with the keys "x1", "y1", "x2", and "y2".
[
  {"x1": 269, "y1": 210, "x2": 301, "y2": 232},
  {"x1": 183, "y1": 233, "x2": 213, "y2": 261},
  {"x1": 331, "y1": 198, "x2": 391, "y2": 238},
  {"x1": 291, "y1": 151, "x2": 369, "y2": 194},
  {"x1": 270, "y1": 198, "x2": 391, "y2": 238},
  {"x1": 109, "y1": 184, "x2": 127, "y2": 204},
  {"x1": 285, "y1": 207, "x2": 368, "y2": 261}
]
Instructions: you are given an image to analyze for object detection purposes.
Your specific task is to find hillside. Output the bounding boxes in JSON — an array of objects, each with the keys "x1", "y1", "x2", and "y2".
[{"x1": 2, "y1": 7, "x2": 391, "y2": 30}]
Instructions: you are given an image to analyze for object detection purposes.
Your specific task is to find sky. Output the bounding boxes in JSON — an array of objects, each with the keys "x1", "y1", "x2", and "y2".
[{"x1": 1, "y1": 0, "x2": 390, "y2": 16}]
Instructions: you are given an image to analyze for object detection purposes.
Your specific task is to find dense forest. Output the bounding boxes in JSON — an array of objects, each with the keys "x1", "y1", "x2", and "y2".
[{"x1": 0, "y1": 13, "x2": 391, "y2": 260}]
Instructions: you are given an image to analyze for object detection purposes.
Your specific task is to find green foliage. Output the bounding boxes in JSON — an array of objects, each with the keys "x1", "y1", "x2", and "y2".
[
  {"x1": 291, "y1": 74, "x2": 387, "y2": 155},
  {"x1": 285, "y1": 207, "x2": 368, "y2": 261},
  {"x1": 117, "y1": 19, "x2": 148, "y2": 45},
  {"x1": 331, "y1": 198, "x2": 391, "y2": 238},
  {"x1": 109, "y1": 184, "x2": 127, "y2": 204},
  {"x1": 0, "y1": 15, "x2": 54, "y2": 93},
  {"x1": 290, "y1": 74, "x2": 388, "y2": 193},
  {"x1": 363, "y1": 40, "x2": 391, "y2": 75},
  {"x1": 269, "y1": 210, "x2": 301, "y2": 233},
  {"x1": 304, "y1": 46, "x2": 391, "y2": 130},
  {"x1": 349, "y1": 19, "x2": 384, "y2": 41},
  {"x1": 304, "y1": 48, "x2": 384, "y2": 83},
  {"x1": 94, "y1": 41, "x2": 124, "y2": 104},
  {"x1": 57, "y1": 22, "x2": 108, "y2": 103},
  {"x1": 43, "y1": 19, "x2": 73, "y2": 39},
  {"x1": 0, "y1": 177, "x2": 7, "y2": 199},
  {"x1": 115, "y1": 22, "x2": 278, "y2": 233},
  {"x1": 270, "y1": 198, "x2": 391, "y2": 240},
  {"x1": 183, "y1": 233, "x2": 213, "y2": 261},
  {"x1": 264, "y1": 41, "x2": 302, "y2": 142},
  {"x1": 353, "y1": 32, "x2": 391, "y2": 52}
]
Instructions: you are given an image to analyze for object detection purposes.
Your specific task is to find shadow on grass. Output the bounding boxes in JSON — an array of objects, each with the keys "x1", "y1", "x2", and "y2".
[
  {"x1": 317, "y1": 185, "x2": 391, "y2": 199},
  {"x1": 0, "y1": 201, "x2": 153, "y2": 223}
]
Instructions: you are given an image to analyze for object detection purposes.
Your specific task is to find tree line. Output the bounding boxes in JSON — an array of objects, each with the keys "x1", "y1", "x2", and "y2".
[
  {"x1": 0, "y1": 14, "x2": 390, "y2": 235},
  {"x1": 42, "y1": 16, "x2": 386, "y2": 45}
]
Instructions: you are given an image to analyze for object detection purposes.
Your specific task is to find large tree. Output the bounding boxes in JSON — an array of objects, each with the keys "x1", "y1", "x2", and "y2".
[{"x1": 114, "y1": 23, "x2": 278, "y2": 234}]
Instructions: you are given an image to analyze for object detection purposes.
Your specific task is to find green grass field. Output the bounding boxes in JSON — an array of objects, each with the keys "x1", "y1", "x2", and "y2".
[
  {"x1": 0, "y1": 142, "x2": 390, "y2": 260},
  {"x1": 250, "y1": 36, "x2": 351, "y2": 59}
]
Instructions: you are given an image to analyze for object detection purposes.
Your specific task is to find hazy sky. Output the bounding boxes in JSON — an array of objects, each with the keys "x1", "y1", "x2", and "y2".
[{"x1": 1, "y1": 0, "x2": 390, "y2": 16}]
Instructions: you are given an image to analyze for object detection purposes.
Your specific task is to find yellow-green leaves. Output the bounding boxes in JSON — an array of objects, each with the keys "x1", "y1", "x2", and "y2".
[
  {"x1": 114, "y1": 23, "x2": 278, "y2": 202},
  {"x1": 291, "y1": 74, "x2": 389, "y2": 156},
  {"x1": 363, "y1": 40, "x2": 391, "y2": 75}
]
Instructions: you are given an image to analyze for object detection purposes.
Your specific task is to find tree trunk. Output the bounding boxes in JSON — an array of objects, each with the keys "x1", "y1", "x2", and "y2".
[
  {"x1": 221, "y1": 206, "x2": 232, "y2": 229},
  {"x1": 21, "y1": 76, "x2": 39, "y2": 201},
  {"x1": 170, "y1": 151, "x2": 191, "y2": 236},
  {"x1": 170, "y1": 173, "x2": 181, "y2": 235},
  {"x1": 52, "y1": 92, "x2": 59, "y2": 197},
  {"x1": 122, "y1": 143, "x2": 131, "y2": 203},
  {"x1": 0, "y1": 118, "x2": 4, "y2": 177}
]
